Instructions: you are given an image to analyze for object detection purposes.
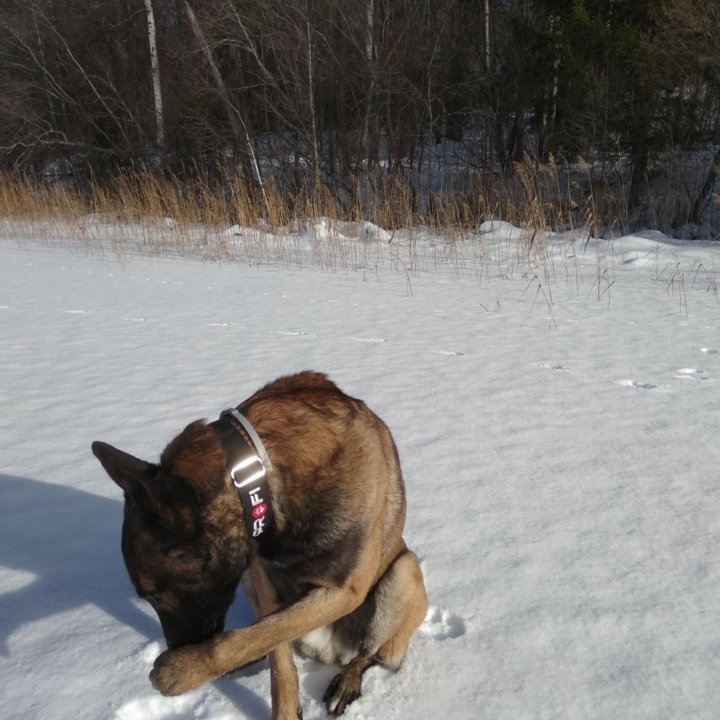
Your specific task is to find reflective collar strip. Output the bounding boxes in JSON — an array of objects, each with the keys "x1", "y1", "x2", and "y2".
[{"x1": 218, "y1": 408, "x2": 273, "y2": 539}]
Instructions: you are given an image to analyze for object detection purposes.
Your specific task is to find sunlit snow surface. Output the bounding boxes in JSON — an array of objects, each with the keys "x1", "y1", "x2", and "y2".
[{"x1": 1, "y1": 224, "x2": 720, "y2": 719}]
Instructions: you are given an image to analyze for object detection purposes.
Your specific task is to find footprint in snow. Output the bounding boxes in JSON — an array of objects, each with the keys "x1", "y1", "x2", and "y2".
[
  {"x1": 348, "y1": 337, "x2": 387, "y2": 343},
  {"x1": 206, "y1": 322, "x2": 232, "y2": 327},
  {"x1": 674, "y1": 368, "x2": 711, "y2": 382},
  {"x1": 431, "y1": 350, "x2": 466, "y2": 357},
  {"x1": 273, "y1": 330, "x2": 311, "y2": 337},
  {"x1": 65, "y1": 309, "x2": 88, "y2": 315},
  {"x1": 616, "y1": 379, "x2": 658, "y2": 391},
  {"x1": 419, "y1": 606, "x2": 466, "y2": 641},
  {"x1": 700, "y1": 348, "x2": 718, "y2": 355},
  {"x1": 534, "y1": 362, "x2": 571, "y2": 372}
]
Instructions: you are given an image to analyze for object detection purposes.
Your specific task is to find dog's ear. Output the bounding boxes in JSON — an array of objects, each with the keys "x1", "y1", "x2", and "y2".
[{"x1": 92, "y1": 441, "x2": 158, "y2": 503}]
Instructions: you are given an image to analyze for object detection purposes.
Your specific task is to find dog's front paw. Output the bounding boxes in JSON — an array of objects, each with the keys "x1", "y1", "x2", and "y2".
[{"x1": 150, "y1": 647, "x2": 211, "y2": 696}]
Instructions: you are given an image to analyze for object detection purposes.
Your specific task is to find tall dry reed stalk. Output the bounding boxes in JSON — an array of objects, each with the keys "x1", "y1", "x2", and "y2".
[{"x1": 0, "y1": 162, "x2": 609, "y2": 277}]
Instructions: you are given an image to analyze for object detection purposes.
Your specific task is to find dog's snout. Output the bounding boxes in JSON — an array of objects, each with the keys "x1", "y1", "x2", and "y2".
[
  {"x1": 162, "y1": 616, "x2": 225, "y2": 650},
  {"x1": 162, "y1": 628, "x2": 187, "y2": 650}
]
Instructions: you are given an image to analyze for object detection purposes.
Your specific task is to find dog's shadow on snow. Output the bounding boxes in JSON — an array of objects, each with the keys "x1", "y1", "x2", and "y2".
[{"x1": 0, "y1": 472, "x2": 269, "y2": 719}]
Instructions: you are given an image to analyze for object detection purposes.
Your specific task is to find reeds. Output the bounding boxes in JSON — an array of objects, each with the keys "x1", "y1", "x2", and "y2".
[{"x1": 0, "y1": 161, "x2": 610, "y2": 276}]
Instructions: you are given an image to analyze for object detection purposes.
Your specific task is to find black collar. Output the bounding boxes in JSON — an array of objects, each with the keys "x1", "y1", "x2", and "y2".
[{"x1": 212, "y1": 409, "x2": 273, "y2": 539}]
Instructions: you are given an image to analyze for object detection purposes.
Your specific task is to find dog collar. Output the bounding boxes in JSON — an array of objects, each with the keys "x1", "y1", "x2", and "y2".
[{"x1": 215, "y1": 409, "x2": 273, "y2": 540}]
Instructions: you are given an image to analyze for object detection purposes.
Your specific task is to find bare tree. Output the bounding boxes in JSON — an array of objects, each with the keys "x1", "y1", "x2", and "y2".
[
  {"x1": 183, "y1": 1, "x2": 267, "y2": 209},
  {"x1": 484, "y1": 0, "x2": 491, "y2": 73},
  {"x1": 305, "y1": 0, "x2": 321, "y2": 185},
  {"x1": 143, "y1": 0, "x2": 165, "y2": 148},
  {"x1": 660, "y1": 0, "x2": 720, "y2": 223}
]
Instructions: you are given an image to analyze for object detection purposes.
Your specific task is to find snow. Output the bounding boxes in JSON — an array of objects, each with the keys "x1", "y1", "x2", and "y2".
[{"x1": 1, "y1": 223, "x2": 720, "y2": 720}]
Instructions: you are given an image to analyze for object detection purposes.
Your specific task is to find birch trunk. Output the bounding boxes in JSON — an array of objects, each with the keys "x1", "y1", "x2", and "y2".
[
  {"x1": 360, "y1": 0, "x2": 376, "y2": 165},
  {"x1": 143, "y1": 0, "x2": 165, "y2": 147}
]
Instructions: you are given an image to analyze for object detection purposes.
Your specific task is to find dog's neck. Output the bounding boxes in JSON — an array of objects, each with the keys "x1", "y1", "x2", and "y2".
[{"x1": 212, "y1": 409, "x2": 273, "y2": 540}]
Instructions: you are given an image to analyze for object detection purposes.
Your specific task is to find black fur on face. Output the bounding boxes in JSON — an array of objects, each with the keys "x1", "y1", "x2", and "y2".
[
  {"x1": 119, "y1": 479, "x2": 246, "y2": 648},
  {"x1": 92, "y1": 440, "x2": 248, "y2": 649}
]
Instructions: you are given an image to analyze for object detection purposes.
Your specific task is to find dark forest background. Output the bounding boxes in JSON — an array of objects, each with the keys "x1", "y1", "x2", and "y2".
[{"x1": 1, "y1": 0, "x2": 719, "y2": 234}]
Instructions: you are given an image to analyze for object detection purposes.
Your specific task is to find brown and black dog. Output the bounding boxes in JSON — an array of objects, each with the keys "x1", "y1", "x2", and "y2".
[{"x1": 92, "y1": 371, "x2": 427, "y2": 719}]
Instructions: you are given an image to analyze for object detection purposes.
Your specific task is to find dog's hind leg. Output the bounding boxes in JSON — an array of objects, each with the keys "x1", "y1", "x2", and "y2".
[
  {"x1": 370, "y1": 549, "x2": 428, "y2": 670},
  {"x1": 323, "y1": 549, "x2": 428, "y2": 716}
]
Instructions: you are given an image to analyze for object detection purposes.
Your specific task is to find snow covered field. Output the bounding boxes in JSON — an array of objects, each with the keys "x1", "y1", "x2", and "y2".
[{"x1": 2, "y1": 223, "x2": 720, "y2": 720}]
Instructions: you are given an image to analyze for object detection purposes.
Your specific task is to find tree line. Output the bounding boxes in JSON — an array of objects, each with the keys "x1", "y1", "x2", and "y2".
[{"x1": 1, "y1": 0, "x2": 719, "y2": 230}]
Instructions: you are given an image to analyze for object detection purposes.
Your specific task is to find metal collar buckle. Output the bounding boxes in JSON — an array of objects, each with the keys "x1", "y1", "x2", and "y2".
[{"x1": 230, "y1": 455, "x2": 266, "y2": 488}]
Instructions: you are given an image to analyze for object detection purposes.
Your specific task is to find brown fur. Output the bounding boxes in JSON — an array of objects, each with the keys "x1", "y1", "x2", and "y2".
[{"x1": 92, "y1": 371, "x2": 428, "y2": 719}]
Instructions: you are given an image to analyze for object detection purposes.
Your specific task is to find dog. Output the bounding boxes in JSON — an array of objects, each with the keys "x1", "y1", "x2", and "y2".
[{"x1": 92, "y1": 371, "x2": 428, "y2": 719}]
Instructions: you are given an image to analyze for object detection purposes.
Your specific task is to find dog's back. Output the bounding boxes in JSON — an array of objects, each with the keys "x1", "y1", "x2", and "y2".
[{"x1": 239, "y1": 372, "x2": 408, "y2": 589}]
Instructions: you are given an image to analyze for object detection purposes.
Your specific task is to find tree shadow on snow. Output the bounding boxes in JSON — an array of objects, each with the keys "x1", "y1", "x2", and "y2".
[{"x1": 0, "y1": 472, "x2": 268, "y2": 718}]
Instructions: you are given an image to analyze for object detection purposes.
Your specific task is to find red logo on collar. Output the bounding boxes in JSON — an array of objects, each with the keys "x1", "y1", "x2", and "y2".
[{"x1": 252, "y1": 503, "x2": 268, "y2": 519}]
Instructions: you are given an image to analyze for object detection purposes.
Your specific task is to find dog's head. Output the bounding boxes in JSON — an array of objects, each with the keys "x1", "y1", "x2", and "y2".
[{"x1": 92, "y1": 422, "x2": 249, "y2": 648}]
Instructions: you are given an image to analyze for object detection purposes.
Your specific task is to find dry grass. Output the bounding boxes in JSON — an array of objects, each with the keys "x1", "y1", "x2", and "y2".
[
  {"x1": 0, "y1": 163, "x2": 605, "y2": 280},
  {"x1": 4, "y1": 165, "x2": 717, "y2": 320}
]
